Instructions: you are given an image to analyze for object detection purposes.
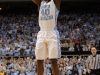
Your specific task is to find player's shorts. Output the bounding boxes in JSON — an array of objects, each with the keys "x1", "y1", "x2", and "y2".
[{"x1": 35, "y1": 28, "x2": 61, "y2": 60}]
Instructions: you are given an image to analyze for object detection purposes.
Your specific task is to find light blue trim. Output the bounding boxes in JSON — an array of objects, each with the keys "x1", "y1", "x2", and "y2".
[{"x1": 54, "y1": 30, "x2": 61, "y2": 58}]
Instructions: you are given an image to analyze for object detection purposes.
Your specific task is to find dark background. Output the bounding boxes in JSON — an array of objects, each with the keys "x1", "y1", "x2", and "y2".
[{"x1": 0, "y1": 0, "x2": 100, "y2": 13}]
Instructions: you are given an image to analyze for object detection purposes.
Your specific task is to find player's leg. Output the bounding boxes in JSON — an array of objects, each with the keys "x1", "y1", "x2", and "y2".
[
  {"x1": 50, "y1": 59, "x2": 59, "y2": 75},
  {"x1": 37, "y1": 60, "x2": 44, "y2": 75},
  {"x1": 35, "y1": 32, "x2": 47, "y2": 75},
  {"x1": 35, "y1": 40, "x2": 47, "y2": 75},
  {"x1": 35, "y1": 41, "x2": 46, "y2": 75},
  {"x1": 48, "y1": 31, "x2": 61, "y2": 75}
]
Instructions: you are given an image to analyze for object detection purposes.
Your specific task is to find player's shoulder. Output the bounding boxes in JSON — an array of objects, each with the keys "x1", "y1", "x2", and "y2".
[
  {"x1": 53, "y1": 0, "x2": 61, "y2": 11},
  {"x1": 53, "y1": 0, "x2": 61, "y2": 4},
  {"x1": 53, "y1": 0, "x2": 61, "y2": 6}
]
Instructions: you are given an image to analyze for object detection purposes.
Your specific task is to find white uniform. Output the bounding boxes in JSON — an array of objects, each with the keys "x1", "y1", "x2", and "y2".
[{"x1": 35, "y1": 0, "x2": 61, "y2": 60}]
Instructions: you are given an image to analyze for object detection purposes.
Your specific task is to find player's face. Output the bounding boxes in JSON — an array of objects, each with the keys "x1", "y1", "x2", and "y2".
[{"x1": 91, "y1": 47, "x2": 97, "y2": 56}]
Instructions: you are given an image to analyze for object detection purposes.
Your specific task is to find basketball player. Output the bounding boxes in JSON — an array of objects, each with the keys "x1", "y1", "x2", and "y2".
[
  {"x1": 32, "y1": 0, "x2": 61, "y2": 75},
  {"x1": 87, "y1": 46, "x2": 100, "y2": 75}
]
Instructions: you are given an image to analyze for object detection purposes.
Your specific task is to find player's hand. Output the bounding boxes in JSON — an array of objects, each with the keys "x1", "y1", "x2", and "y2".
[{"x1": 88, "y1": 69, "x2": 91, "y2": 74}]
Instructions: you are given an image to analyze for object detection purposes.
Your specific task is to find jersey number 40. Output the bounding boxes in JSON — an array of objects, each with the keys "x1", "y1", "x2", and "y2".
[{"x1": 41, "y1": 9, "x2": 50, "y2": 16}]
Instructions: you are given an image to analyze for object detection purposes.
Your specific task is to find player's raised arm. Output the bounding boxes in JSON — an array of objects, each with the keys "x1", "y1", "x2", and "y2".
[
  {"x1": 53, "y1": 0, "x2": 61, "y2": 11},
  {"x1": 32, "y1": 0, "x2": 41, "y2": 10}
]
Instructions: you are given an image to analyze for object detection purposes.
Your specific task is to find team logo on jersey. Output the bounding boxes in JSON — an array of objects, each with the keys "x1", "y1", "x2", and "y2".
[{"x1": 40, "y1": 5, "x2": 53, "y2": 20}]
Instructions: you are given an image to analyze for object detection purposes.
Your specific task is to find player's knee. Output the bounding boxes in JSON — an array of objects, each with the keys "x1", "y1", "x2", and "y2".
[
  {"x1": 37, "y1": 60, "x2": 44, "y2": 65},
  {"x1": 50, "y1": 59, "x2": 57, "y2": 64}
]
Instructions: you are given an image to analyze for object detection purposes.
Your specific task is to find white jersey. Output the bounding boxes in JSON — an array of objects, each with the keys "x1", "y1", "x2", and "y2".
[
  {"x1": 35, "y1": 0, "x2": 61, "y2": 60},
  {"x1": 39, "y1": 0, "x2": 59, "y2": 30}
]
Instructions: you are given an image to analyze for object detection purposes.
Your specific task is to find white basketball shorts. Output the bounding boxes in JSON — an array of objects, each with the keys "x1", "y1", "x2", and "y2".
[{"x1": 35, "y1": 29, "x2": 61, "y2": 60}]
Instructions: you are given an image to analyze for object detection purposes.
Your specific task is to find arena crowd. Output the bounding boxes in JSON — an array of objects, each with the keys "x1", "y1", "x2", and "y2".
[{"x1": 0, "y1": 4, "x2": 100, "y2": 75}]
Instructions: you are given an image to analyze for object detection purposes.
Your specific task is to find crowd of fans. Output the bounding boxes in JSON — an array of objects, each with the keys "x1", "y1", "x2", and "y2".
[
  {"x1": 0, "y1": 11, "x2": 100, "y2": 57},
  {"x1": 58, "y1": 13, "x2": 100, "y2": 52},
  {"x1": 0, "y1": 13, "x2": 37, "y2": 57},
  {"x1": 0, "y1": 55, "x2": 88, "y2": 75}
]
